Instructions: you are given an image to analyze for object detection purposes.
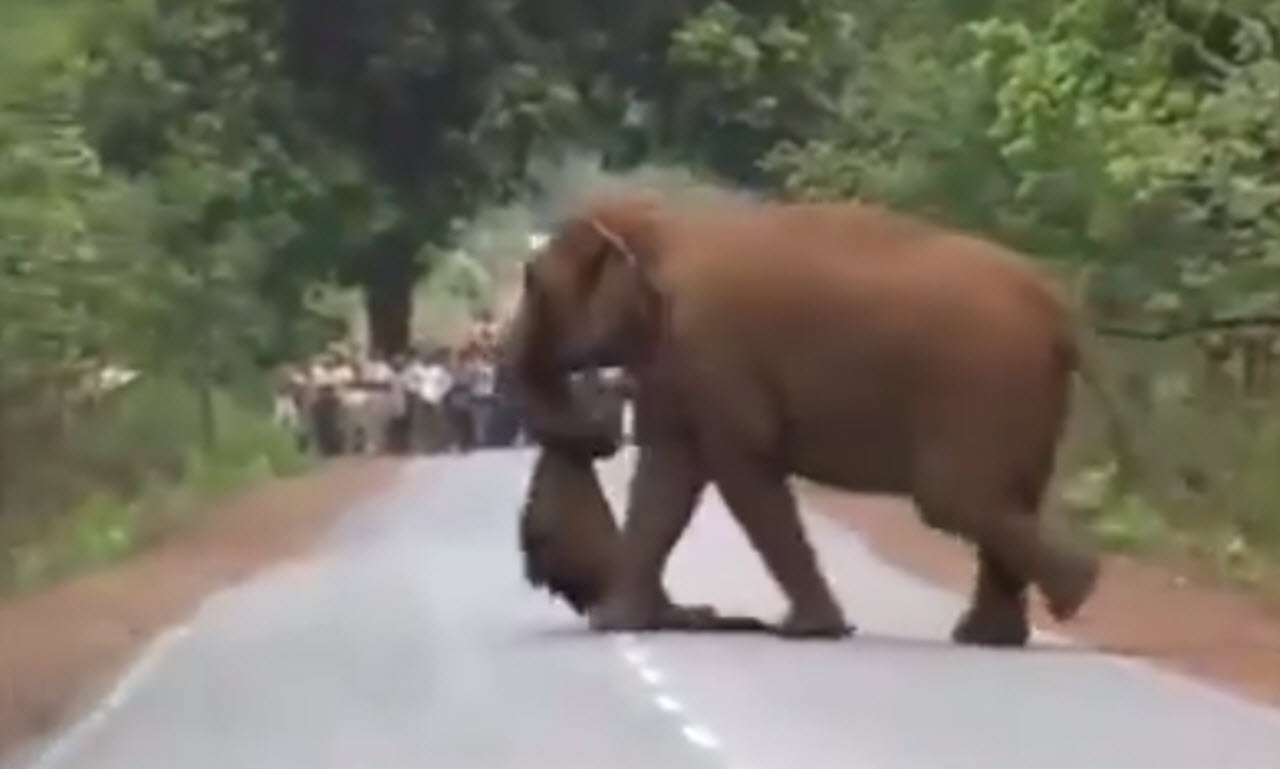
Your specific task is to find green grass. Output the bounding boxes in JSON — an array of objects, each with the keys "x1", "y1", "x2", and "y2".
[{"x1": 0, "y1": 376, "x2": 314, "y2": 596}]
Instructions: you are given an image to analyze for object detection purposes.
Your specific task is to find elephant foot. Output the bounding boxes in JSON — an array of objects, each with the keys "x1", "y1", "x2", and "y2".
[
  {"x1": 951, "y1": 607, "x2": 1030, "y2": 648},
  {"x1": 1040, "y1": 549, "x2": 1101, "y2": 622},
  {"x1": 773, "y1": 604, "x2": 854, "y2": 640}
]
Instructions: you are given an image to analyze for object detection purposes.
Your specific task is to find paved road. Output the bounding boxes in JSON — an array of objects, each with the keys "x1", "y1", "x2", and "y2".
[{"x1": 14, "y1": 448, "x2": 1280, "y2": 769}]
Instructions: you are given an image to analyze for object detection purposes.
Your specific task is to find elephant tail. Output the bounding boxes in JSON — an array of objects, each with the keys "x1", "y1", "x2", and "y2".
[{"x1": 1066, "y1": 329, "x2": 1141, "y2": 487}]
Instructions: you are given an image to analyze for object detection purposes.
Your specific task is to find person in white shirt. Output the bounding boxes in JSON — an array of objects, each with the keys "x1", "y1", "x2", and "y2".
[
  {"x1": 271, "y1": 368, "x2": 303, "y2": 447},
  {"x1": 420, "y1": 358, "x2": 453, "y2": 406},
  {"x1": 400, "y1": 355, "x2": 427, "y2": 453},
  {"x1": 442, "y1": 346, "x2": 480, "y2": 452},
  {"x1": 365, "y1": 357, "x2": 395, "y2": 386},
  {"x1": 406, "y1": 348, "x2": 456, "y2": 452},
  {"x1": 469, "y1": 356, "x2": 498, "y2": 445}
]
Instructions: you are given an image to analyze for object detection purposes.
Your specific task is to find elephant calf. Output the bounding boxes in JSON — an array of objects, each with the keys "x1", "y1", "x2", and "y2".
[{"x1": 518, "y1": 444, "x2": 766, "y2": 632}]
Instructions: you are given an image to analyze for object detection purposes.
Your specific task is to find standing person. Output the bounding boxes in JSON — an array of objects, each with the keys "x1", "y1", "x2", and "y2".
[
  {"x1": 307, "y1": 353, "x2": 346, "y2": 456},
  {"x1": 416, "y1": 347, "x2": 455, "y2": 452},
  {"x1": 469, "y1": 308, "x2": 500, "y2": 359},
  {"x1": 488, "y1": 351, "x2": 524, "y2": 447},
  {"x1": 329, "y1": 349, "x2": 356, "y2": 390},
  {"x1": 442, "y1": 345, "x2": 477, "y2": 452},
  {"x1": 384, "y1": 353, "x2": 412, "y2": 454},
  {"x1": 358, "y1": 354, "x2": 406, "y2": 455},
  {"x1": 469, "y1": 351, "x2": 498, "y2": 447},
  {"x1": 401, "y1": 349, "x2": 429, "y2": 453},
  {"x1": 272, "y1": 366, "x2": 305, "y2": 450}
]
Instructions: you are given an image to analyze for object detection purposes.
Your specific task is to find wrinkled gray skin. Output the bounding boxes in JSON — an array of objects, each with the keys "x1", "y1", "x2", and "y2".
[{"x1": 501, "y1": 195, "x2": 1101, "y2": 646}]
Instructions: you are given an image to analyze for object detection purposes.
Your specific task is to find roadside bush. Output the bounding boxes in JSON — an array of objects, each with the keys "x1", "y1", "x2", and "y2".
[
  {"x1": 1057, "y1": 334, "x2": 1280, "y2": 589},
  {"x1": 0, "y1": 376, "x2": 311, "y2": 596}
]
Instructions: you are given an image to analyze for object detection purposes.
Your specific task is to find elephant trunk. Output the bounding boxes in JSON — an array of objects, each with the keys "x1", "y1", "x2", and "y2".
[{"x1": 499, "y1": 298, "x2": 619, "y2": 458}]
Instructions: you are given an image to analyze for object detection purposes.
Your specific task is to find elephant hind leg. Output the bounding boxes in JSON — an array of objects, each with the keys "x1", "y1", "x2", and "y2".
[
  {"x1": 951, "y1": 549, "x2": 1030, "y2": 647},
  {"x1": 948, "y1": 461, "x2": 1037, "y2": 646},
  {"x1": 709, "y1": 458, "x2": 851, "y2": 638},
  {"x1": 939, "y1": 501, "x2": 1096, "y2": 624},
  {"x1": 915, "y1": 461, "x2": 1099, "y2": 628}
]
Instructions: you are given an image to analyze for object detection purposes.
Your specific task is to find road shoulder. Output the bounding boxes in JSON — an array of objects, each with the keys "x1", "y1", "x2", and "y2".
[
  {"x1": 800, "y1": 482, "x2": 1280, "y2": 709},
  {"x1": 0, "y1": 457, "x2": 401, "y2": 760}
]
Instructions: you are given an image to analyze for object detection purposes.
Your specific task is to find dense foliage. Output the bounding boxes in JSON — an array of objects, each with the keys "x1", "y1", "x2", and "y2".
[{"x1": 5, "y1": 0, "x2": 1280, "y2": 590}]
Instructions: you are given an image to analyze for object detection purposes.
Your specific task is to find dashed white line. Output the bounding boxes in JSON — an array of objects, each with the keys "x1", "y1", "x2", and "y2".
[
  {"x1": 654, "y1": 693, "x2": 685, "y2": 714},
  {"x1": 615, "y1": 633, "x2": 644, "y2": 654},
  {"x1": 681, "y1": 723, "x2": 722, "y2": 751},
  {"x1": 620, "y1": 646, "x2": 649, "y2": 667},
  {"x1": 614, "y1": 636, "x2": 728, "y2": 760},
  {"x1": 636, "y1": 664, "x2": 666, "y2": 686}
]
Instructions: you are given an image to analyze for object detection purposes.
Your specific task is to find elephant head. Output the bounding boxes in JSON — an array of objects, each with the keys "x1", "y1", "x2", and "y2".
[{"x1": 499, "y1": 195, "x2": 665, "y2": 456}]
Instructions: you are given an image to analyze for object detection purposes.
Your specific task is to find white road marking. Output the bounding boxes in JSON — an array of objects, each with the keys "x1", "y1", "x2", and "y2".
[
  {"x1": 613, "y1": 637, "x2": 730, "y2": 761},
  {"x1": 681, "y1": 723, "x2": 722, "y2": 751},
  {"x1": 654, "y1": 693, "x2": 685, "y2": 714},
  {"x1": 636, "y1": 664, "x2": 666, "y2": 686},
  {"x1": 621, "y1": 647, "x2": 649, "y2": 667}
]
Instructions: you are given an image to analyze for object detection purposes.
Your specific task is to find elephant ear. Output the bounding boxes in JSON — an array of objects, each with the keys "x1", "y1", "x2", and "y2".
[
  {"x1": 587, "y1": 218, "x2": 640, "y2": 270},
  {"x1": 582, "y1": 195, "x2": 663, "y2": 281},
  {"x1": 538, "y1": 195, "x2": 663, "y2": 303},
  {"x1": 577, "y1": 199, "x2": 667, "y2": 328}
]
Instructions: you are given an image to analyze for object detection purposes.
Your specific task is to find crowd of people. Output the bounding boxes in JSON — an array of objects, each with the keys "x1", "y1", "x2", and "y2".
[
  {"x1": 272, "y1": 313, "x2": 524, "y2": 457},
  {"x1": 272, "y1": 312, "x2": 633, "y2": 458}
]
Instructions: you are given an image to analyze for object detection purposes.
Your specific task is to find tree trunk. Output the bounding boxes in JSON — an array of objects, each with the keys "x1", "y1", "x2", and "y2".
[
  {"x1": 362, "y1": 269, "x2": 411, "y2": 358},
  {"x1": 360, "y1": 227, "x2": 418, "y2": 359}
]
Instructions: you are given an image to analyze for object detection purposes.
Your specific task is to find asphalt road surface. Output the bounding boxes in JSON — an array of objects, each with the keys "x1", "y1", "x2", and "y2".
[{"x1": 13, "y1": 448, "x2": 1280, "y2": 769}]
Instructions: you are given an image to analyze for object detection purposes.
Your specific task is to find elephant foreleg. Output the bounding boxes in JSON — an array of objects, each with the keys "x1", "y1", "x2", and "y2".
[{"x1": 588, "y1": 440, "x2": 711, "y2": 631}]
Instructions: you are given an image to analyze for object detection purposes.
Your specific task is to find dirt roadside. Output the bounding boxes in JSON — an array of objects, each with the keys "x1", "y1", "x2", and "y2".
[
  {"x1": 801, "y1": 483, "x2": 1280, "y2": 708},
  {"x1": 0, "y1": 457, "x2": 402, "y2": 758}
]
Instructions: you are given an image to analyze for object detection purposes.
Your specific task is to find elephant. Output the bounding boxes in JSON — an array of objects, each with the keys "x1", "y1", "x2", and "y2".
[{"x1": 501, "y1": 190, "x2": 1103, "y2": 647}]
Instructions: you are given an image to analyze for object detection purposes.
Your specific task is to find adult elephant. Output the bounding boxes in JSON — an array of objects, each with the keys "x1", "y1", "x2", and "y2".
[{"x1": 502, "y1": 191, "x2": 1102, "y2": 647}]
